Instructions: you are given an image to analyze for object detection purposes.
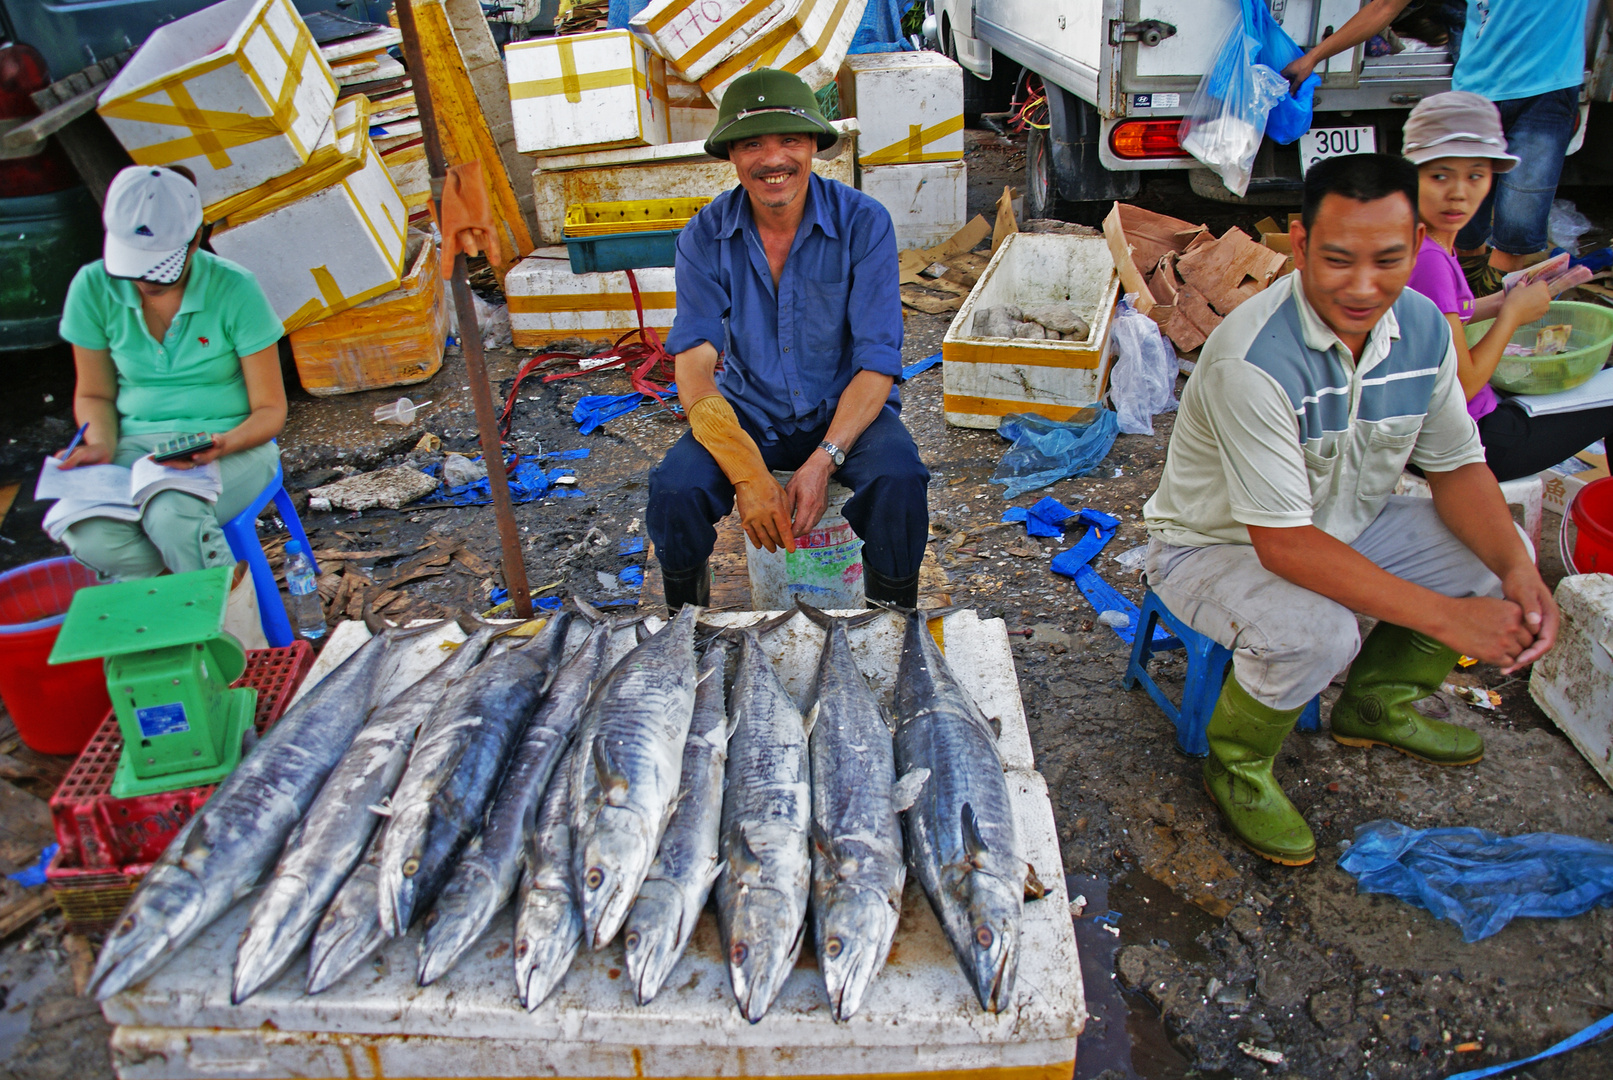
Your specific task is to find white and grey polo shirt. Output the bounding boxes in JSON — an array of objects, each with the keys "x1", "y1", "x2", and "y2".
[{"x1": 1144, "y1": 271, "x2": 1485, "y2": 549}]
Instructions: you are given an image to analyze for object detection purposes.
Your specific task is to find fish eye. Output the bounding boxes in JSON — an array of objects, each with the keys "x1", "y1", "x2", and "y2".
[
  {"x1": 823, "y1": 937, "x2": 843, "y2": 958},
  {"x1": 975, "y1": 925, "x2": 994, "y2": 948},
  {"x1": 402, "y1": 858, "x2": 419, "y2": 877},
  {"x1": 625, "y1": 931, "x2": 640, "y2": 949},
  {"x1": 730, "y1": 942, "x2": 748, "y2": 965},
  {"x1": 586, "y1": 867, "x2": 604, "y2": 889},
  {"x1": 514, "y1": 940, "x2": 529, "y2": 958},
  {"x1": 424, "y1": 912, "x2": 437, "y2": 928}
]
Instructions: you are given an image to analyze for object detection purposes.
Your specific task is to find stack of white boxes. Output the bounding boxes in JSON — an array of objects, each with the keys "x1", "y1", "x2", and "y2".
[{"x1": 838, "y1": 51, "x2": 967, "y2": 251}]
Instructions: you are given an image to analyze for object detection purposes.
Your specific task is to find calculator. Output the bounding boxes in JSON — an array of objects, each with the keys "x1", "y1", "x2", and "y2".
[{"x1": 151, "y1": 433, "x2": 216, "y2": 463}]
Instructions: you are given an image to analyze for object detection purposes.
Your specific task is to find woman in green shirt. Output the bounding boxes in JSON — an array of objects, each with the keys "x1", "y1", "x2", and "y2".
[{"x1": 56, "y1": 165, "x2": 286, "y2": 581}]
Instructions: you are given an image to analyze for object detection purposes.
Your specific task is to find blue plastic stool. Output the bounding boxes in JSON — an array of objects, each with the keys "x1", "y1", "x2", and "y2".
[
  {"x1": 221, "y1": 459, "x2": 317, "y2": 648},
  {"x1": 1123, "y1": 589, "x2": 1320, "y2": 757}
]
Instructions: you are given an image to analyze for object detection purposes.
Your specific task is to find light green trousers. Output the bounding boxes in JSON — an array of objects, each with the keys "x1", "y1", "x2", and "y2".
[{"x1": 61, "y1": 433, "x2": 281, "y2": 581}]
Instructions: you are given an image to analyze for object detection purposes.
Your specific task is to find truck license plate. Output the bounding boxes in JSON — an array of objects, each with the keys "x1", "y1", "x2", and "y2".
[{"x1": 1299, "y1": 127, "x2": 1377, "y2": 173}]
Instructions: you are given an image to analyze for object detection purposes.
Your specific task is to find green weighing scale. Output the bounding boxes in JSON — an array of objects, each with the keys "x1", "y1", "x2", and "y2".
[{"x1": 49, "y1": 566, "x2": 257, "y2": 798}]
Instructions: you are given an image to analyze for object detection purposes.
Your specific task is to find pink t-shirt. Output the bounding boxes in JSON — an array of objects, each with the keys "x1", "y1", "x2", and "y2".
[{"x1": 1407, "y1": 236, "x2": 1495, "y2": 422}]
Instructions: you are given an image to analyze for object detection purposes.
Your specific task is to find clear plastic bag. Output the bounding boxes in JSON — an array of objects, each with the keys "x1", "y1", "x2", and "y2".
[
  {"x1": 1548, "y1": 199, "x2": 1594, "y2": 254},
  {"x1": 989, "y1": 410, "x2": 1120, "y2": 499},
  {"x1": 1108, "y1": 294, "x2": 1179, "y2": 436}
]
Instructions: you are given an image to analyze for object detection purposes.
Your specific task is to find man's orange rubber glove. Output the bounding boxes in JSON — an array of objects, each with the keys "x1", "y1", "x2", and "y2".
[
  {"x1": 687, "y1": 394, "x2": 795, "y2": 553},
  {"x1": 432, "y1": 161, "x2": 504, "y2": 279}
]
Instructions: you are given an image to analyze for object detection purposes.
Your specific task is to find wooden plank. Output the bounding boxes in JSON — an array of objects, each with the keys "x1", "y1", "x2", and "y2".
[
  {"x1": 2, "y1": 85, "x2": 103, "y2": 150},
  {"x1": 0, "y1": 891, "x2": 56, "y2": 940}
]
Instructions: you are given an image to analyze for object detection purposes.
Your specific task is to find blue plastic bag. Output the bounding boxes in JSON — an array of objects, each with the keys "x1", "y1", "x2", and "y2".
[
  {"x1": 1338, "y1": 820, "x2": 1613, "y2": 942},
  {"x1": 1181, "y1": 0, "x2": 1318, "y2": 196},
  {"x1": 989, "y1": 410, "x2": 1119, "y2": 500}
]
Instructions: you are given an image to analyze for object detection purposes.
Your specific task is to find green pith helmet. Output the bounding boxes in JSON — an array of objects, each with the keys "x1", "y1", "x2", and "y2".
[{"x1": 704, "y1": 68, "x2": 838, "y2": 160}]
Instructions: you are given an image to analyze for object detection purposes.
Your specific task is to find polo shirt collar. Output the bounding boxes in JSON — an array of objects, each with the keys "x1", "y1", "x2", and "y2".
[
  {"x1": 712, "y1": 172, "x2": 836, "y2": 243},
  {"x1": 104, "y1": 250, "x2": 213, "y2": 314},
  {"x1": 1288, "y1": 271, "x2": 1400, "y2": 371}
]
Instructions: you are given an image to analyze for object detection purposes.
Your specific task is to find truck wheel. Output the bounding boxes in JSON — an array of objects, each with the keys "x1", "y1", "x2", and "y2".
[
  {"x1": 1025, "y1": 80, "x2": 1139, "y2": 223},
  {"x1": 1187, "y1": 168, "x2": 1301, "y2": 206},
  {"x1": 1025, "y1": 125, "x2": 1074, "y2": 220}
]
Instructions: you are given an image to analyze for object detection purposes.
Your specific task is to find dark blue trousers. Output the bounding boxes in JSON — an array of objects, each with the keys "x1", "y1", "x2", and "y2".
[{"x1": 646, "y1": 406, "x2": 930, "y2": 580}]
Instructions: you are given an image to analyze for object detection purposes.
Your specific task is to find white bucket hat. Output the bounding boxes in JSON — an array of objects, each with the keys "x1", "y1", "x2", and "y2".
[
  {"x1": 102, "y1": 166, "x2": 203, "y2": 284},
  {"x1": 1401, "y1": 91, "x2": 1519, "y2": 172}
]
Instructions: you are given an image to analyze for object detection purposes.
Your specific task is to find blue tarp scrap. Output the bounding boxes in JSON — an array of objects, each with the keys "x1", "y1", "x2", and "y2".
[
  {"x1": 574, "y1": 384, "x2": 679, "y2": 435},
  {"x1": 991, "y1": 410, "x2": 1121, "y2": 499},
  {"x1": 849, "y1": 0, "x2": 915, "y2": 54},
  {"x1": 618, "y1": 538, "x2": 645, "y2": 555},
  {"x1": 1338, "y1": 819, "x2": 1613, "y2": 943},
  {"x1": 542, "y1": 448, "x2": 591, "y2": 460},
  {"x1": 1028, "y1": 506, "x2": 1173, "y2": 646},
  {"x1": 901, "y1": 351, "x2": 942, "y2": 381},
  {"x1": 488, "y1": 587, "x2": 564, "y2": 613},
  {"x1": 1002, "y1": 496, "x2": 1079, "y2": 538},
  {"x1": 7, "y1": 843, "x2": 56, "y2": 888},
  {"x1": 420, "y1": 454, "x2": 583, "y2": 507},
  {"x1": 1447, "y1": 1012, "x2": 1613, "y2": 1080},
  {"x1": 619, "y1": 565, "x2": 645, "y2": 588}
]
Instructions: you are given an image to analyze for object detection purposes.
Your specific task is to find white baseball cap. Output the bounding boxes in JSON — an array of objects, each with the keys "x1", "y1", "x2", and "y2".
[{"x1": 102, "y1": 166, "x2": 203, "y2": 284}]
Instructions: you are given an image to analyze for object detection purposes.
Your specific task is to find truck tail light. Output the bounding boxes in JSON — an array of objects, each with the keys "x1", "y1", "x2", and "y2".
[
  {"x1": 1109, "y1": 120, "x2": 1187, "y2": 160},
  {"x1": 0, "y1": 43, "x2": 80, "y2": 199}
]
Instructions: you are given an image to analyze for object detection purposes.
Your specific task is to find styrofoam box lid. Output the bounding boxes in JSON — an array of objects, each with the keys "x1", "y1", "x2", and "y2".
[
  {"x1": 945, "y1": 232, "x2": 1119, "y2": 350},
  {"x1": 842, "y1": 51, "x2": 964, "y2": 74},
  {"x1": 101, "y1": 0, "x2": 264, "y2": 98}
]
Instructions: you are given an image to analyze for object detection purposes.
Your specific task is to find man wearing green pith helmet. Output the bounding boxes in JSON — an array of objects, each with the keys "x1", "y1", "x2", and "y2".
[{"x1": 647, "y1": 68, "x2": 931, "y2": 613}]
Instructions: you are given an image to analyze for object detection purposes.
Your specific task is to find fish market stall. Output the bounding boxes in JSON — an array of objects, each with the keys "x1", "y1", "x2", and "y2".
[{"x1": 100, "y1": 609, "x2": 1085, "y2": 1079}]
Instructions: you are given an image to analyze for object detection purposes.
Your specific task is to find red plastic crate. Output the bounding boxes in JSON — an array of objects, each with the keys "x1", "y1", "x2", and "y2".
[{"x1": 48, "y1": 643, "x2": 314, "y2": 869}]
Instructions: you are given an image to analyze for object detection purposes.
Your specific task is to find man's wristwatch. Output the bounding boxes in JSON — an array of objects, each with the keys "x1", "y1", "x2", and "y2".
[{"x1": 818, "y1": 439, "x2": 846, "y2": 469}]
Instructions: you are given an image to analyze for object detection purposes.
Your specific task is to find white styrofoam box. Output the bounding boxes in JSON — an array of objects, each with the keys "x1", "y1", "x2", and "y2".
[
  {"x1": 380, "y1": 140, "x2": 431, "y2": 224},
  {"x1": 210, "y1": 126, "x2": 407, "y2": 334},
  {"x1": 1394, "y1": 471, "x2": 1545, "y2": 551},
  {"x1": 859, "y1": 160, "x2": 967, "y2": 252},
  {"x1": 506, "y1": 252, "x2": 677, "y2": 347},
  {"x1": 630, "y1": 0, "x2": 797, "y2": 82},
  {"x1": 506, "y1": 30, "x2": 670, "y2": 156},
  {"x1": 667, "y1": 75, "x2": 718, "y2": 143},
  {"x1": 528, "y1": 119, "x2": 858, "y2": 244},
  {"x1": 1530, "y1": 574, "x2": 1613, "y2": 790},
  {"x1": 97, "y1": 0, "x2": 336, "y2": 208},
  {"x1": 838, "y1": 51, "x2": 964, "y2": 166},
  {"x1": 103, "y1": 610, "x2": 1083, "y2": 1080},
  {"x1": 942, "y1": 231, "x2": 1121, "y2": 429},
  {"x1": 697, "y1": 0, "x2": 870, "y2": 104},
  {"x1": 1543, "y1": 454, "x2": 1609, "y2": 516}
]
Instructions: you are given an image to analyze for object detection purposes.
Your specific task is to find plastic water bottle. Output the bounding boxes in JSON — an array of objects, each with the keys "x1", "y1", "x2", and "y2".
[{"x1": 283, "y1": 540, "x2": 326, "y2": 641}]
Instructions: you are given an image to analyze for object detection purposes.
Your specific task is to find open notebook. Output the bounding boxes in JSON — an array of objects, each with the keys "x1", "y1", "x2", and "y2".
[
  {"x1": 35, "y1": 455, "x2": 222, "y2": 542},
  {"x1": 1510, "y1": 367, "x2": 1613, "y2": 417}
]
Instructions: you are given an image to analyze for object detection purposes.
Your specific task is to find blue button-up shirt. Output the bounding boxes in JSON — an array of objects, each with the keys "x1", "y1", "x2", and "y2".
[{"x1": 665, "y1": 173, "x2": 904, "y2": 442}]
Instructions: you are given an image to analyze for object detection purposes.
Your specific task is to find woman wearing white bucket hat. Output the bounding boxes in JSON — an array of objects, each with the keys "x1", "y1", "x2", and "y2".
[
  {"x1": 1402, "y1": 92, "x2": 1612, "y2": 484},
  {"x1": 52, "y1": 165, "x2": 286, "y2": 604}
]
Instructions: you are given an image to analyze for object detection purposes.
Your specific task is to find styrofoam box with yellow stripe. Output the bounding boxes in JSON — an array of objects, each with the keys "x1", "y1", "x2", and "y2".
[
  {"x1": 96, "y1": 0, "x2": 337, "y2": 208},
  {"x1": 942, "y1": 232, "x2": 1121, "y2": 429},
  {"x1": 529, "y1": 118, "x2": 859, "y2": 245},
  {"x1": 860, "y1": 160, "x2": 967, "y2": 251},
  {"x1": 507, "y1": 30, "x2": 669, "y2": 156},
  {"x1": 630, "y1": 0, "x2": 797, "y2": 82},
  {"x1": 698, "y1": 0, "x2": 869, "y2": 104},
  {"x1": 506, "y1": 252, "x2": 677, "y2": 347},
  {"x1": 668, "y1": 75, "x2": 719, "y2": 143},
  {"x1": 210, "y1": 117, "x2": 407, "y2": 334},
  {"x1": 839, "y1": 51, "x2": 963, "y2": 166}
]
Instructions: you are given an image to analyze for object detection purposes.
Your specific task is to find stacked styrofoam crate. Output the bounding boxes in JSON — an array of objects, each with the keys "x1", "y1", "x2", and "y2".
[
  {"x1": 506, "y1": 30, "x2": 670, "y2": 156},
  {"x1": 506, "y1": 249, "x2": 678, "y2": 347},
  {"x1": 839, "y1": 51, "x2": 967, "y2": 250}
]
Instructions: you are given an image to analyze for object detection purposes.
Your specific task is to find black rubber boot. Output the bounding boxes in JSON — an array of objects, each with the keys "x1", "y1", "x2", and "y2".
[
  {"x1": 662, "y1": 561, "x2": 710, "y2": 615},
  {"x1": 865, "y1": 567, "x2": 919, "y2": 609}
]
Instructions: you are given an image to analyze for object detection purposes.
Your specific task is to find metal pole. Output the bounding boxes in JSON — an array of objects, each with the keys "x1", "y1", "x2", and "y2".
[{"x1": 395, "y1": 0, "x2": 532, "y2": 619}]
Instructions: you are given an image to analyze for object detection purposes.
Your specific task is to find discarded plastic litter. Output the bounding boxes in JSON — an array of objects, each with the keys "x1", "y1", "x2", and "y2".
[
  {"x1": 7, "y1": 843, "x2": 56, "y2": 888},
  {"x1": 1549, "y1": 199, "x2": 1594, "y2": 254},
  {"x1": 1446, "y1": 1011, "x2": 1613, "y2": 1080},
  {"x1": 901, "y1": 351, "x2": 942, "y2": 380},
  {"x1": 618, "y1": 538, "x2": 646, "y2": 556},
  {"x1": 1002, "y1": 497, "x2": 1078, "y2": 538},
  {"x1": 990, "y1": 410, "x2": 1119, "y2": 499},
  {"x1": 373, "y1": 397, "x2": 431, "y2": 425},
  {"x1": 441, "y1": 453, "x2": 487, "y2": 488},
  {"x1": 1338, "y1": 819, "x2": 1613, "y2": 942},
  {"x1": 619, "y1": 565, "x2": 645, "y2": 588},
  {"x1": 1109, "y1": 295, "x2": 1179, "y2": 436},
  {"x1": 1111, "y1": 544, "x2": 1149, "y2": 573}
]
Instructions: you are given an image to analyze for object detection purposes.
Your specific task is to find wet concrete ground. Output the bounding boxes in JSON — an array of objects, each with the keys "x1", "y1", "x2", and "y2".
[{"x1": 1, "y1": 130, "x2": 1611, "y2": 1079}]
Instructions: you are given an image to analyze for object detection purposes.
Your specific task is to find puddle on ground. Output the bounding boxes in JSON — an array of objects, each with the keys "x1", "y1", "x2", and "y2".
[{"x1": 1069, "y1": 873, "x2": 1228, "y2": 1080}]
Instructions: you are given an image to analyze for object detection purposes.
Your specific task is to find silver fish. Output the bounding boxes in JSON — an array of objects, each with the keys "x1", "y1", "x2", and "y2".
[
  {"x1": 622, "y1": 636, "x2": 730, "y2": 1005},
  {"x1": 797, "y1": 603, "x2": 911, "y2": 1022},
  {"x1": 716, "y1": 614, "x2": 811, "y2": 1023},
  {"x1": 417, "y1": 605, "x2": 615, "y2": 985},
  {"x1": 513, "y1": 738, "x2": 582, "y2": 1010},
  {"x1": 231, "y1": 617, "x2": 502, "y2": 1002},
  {"x1": 87, "y1": 615, "x2": 428, "y2": 1000},
  {"x1": 305, "y1": 829, "x2": 388, "y2": 995},
  {"x1": 893, "y1": 609, "x2": 1023, "y2": 1013},
  {"x1": 570, "y1": 604, "x2": 701, "y2": 950},
  {"x1": 378, "y1": 612, "x2": 573, "y2": 936}
]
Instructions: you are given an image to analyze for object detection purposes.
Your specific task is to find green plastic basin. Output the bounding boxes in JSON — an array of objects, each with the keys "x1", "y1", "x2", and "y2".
[{"x1": 1471, "y1": 300, "x2": 1613, "y2": 396}]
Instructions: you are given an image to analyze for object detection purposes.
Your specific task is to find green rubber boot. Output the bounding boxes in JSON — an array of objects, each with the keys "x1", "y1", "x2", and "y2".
[
  {"x1": 1203, "y1": 676, "x2": 1316, "y2": 867},
  {"x1": 1329, "y1": 622, "x2": 1484, "y2": 766}
]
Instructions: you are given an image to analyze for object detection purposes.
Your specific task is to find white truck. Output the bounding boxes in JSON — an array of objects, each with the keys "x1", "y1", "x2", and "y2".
[{"x1": 925, "y1": 0, "x2": 1610, "y2": 217}]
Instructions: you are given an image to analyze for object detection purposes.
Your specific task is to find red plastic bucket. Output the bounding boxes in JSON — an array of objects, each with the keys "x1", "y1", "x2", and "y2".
[
  {"x1": 0, "y1": 558, "x2": 111, "y2": 755},
  {"x1": 1569, "y1": 476, "x2": 1613, "y2": 575}
]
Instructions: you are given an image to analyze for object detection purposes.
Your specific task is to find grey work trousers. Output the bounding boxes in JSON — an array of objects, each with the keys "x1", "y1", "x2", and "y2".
[{"x1": 1146, "y1": 497, "x2": 1504, "y2": 711}]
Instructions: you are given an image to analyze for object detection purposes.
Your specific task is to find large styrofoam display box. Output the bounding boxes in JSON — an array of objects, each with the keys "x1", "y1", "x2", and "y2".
[
  {"x1": 97, "y1": 0, "x2": 337, "y2": 208},
  {"x1": 507, "y1": 30, "x2": 670, "y2": 156},
  {"x1": 697, "y1": 0, "x2": 869, "y2": 104},
  {"x1": 210, "y1": 103, "x2": 407, "y2": 333},
  {"x1": 630, "y1": 0, "x2": 798, "y2": 82},
  {"x1": 667, "y1": 76, "x2": 719, "y2": 143},
  {"x1": 506, "y1": 253, "x2": 677, "y2": 347},
  {"x1": 839, "y1": 51, "x2": 964, "y2": 165},
  {"x1": 943, "y1": 232, "x2": 1121, "y2": 429},
  {"x1": 860, "y1": 160, "x2": 967, "y2": 251},
  {"x1": 1530, "y1": 574, "x2": 1613, "y2": 791}
]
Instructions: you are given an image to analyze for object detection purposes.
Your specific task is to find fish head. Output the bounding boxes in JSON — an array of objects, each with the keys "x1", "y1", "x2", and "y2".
[
  {"x1": 89, "y1": 866, "x2": 206, "y2": 999},
  {"x1": 817, "y1": 885, "x2": 899, "y2": 1022},
  {"x1": 725, "y1": 885, "x2": 802, "y2": 1024},
  {"x1": 514, "y1": 888, "x2": 581, "y2": 1010},
  {"x1": 963, "y1": 871, "x2": 1021, "y2": 1013},
  {"x1": 621, "y1": 883, "x2": 682, "y2": 1005},
  {"x1": 577, "y1": 805, "x2": 653, "y2": 949},
  {"x1": 305, "y1": 901, "x2": 384, "y2": 995},
  {"x1": 232, "y1": 873, "x2": 312, "y2": 1004},
  {"x1": 377, "y1": 806, "x2": 431, "y2": 936}
]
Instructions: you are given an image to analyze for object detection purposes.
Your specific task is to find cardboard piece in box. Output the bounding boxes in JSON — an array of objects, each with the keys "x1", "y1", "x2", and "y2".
[
  {"x1": 1176, "y1": 226, "x2": 1290, "y2": 316},
  {"x1": 1254, "y1": 214, "x2": 1298, "y2": 274},
  {"x1": 1543, "y1": 450, "x2": 1610, "y2": 517}
]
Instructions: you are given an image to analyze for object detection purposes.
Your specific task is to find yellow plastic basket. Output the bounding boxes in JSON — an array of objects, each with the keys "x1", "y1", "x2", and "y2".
[{"x1": 563, "y1": 197, "x2": 710, "y2": 237}]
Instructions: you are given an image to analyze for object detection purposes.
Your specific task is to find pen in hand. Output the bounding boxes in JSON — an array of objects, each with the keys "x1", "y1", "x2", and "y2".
[{"x1": 58, "y1": 423, "x2": 90, "y2": 465}]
